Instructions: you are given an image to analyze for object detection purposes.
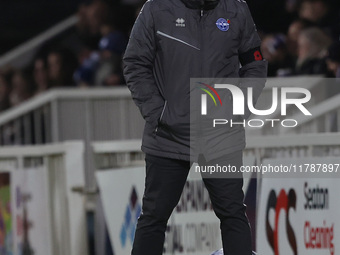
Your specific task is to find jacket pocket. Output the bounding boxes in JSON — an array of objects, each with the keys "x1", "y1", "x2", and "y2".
[
  {"x1": 155, "y1": 102, "x2": 190, "y2": 145},
  {"x1": 155, "y1": 100, "x2": 167, "y2": 133},
  {"x1": 159, "y1": 100, "x2": 167, "y2": 123}
]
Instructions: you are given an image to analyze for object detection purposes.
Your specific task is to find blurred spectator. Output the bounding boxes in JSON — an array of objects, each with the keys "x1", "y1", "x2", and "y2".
[
  {"x1": 287, "y1": 19, "x2": 313, "y2": 57},
  {"x1": 74, "y1": 6, "x2": 128, "y2": 87},
  {"x1": 33, "y1": 58, "x2": 49, "y2": 95},
  {"x1": 299, "y1": 0, "x2": 329, "y2": 23},
  {"x1": 47, "y1": 48, "x2": 77, "y2": 87},
  {"x1": 77, "y1": 1, "x2": 109, "y2": 37},
  {"x1": 0, "y1": 69, "x2": 13, "y2": 112},
  {"x1": 95, "y1": 26, "x2": 127, "y2": 86},
  {"x1": 286, "y1": 0, "x2": 300, "y2": 13},
  {"x1": 326, "y1": 41, "x2": 340, "y2": 77},
  {"x1": 295, "y1": 27, "x2": 332, "y2": 75},
  {"x1": 0, "y1": 0, "x2": 339, "y2": 114},
  {"x1": 9, "y1": 71, "x2": 34, "y2": 107},
  {"x1": 261, "y1": 34, "x2": 295, "y2": 76},
  {"x1": 99, "y1": 29, "x2": 127, "y2": 57},
  {"x1": 74, "y1": 51, "x2": 100, "y2": 86},
  {"x1": 94, "y1": 53, "x2": 123, "y2": 86},
  {"x1": 298, "y1": 0, "x2": 340, "y2": 38}
]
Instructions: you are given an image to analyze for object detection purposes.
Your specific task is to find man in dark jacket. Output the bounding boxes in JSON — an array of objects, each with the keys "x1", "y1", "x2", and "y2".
[{"x1": 123, "y1": 0, "x2": 267, "y2": 254}]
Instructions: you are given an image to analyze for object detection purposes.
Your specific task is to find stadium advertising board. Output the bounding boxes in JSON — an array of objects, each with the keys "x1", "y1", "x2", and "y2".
[
  {"x1": 97, "y1": 166, "x2": 223, "y2": 255},
  {"x1": 0, "y1": 168, "x2": 51, "y2": 255},
  {"x1": 257, "y1": 157, "x2": 339, "y2": 255}
]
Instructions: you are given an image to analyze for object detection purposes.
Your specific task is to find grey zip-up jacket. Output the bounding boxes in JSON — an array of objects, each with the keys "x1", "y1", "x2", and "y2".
[{"x1": 123, "y1": 0, "x2": 267, "y2": 161}]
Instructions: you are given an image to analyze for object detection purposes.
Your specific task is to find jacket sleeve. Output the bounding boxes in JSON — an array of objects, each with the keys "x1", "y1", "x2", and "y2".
[
  {"x1": 123, "y1": 1, "x2": 164, "y2": 127},
  {"x1": 237, "y1": 2, "x2": 268, "y2": 119}
]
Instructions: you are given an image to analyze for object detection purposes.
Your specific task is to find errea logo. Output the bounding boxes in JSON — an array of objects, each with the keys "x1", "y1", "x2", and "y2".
[{"x1": 176, "y1": 18, "x2": 185, "y2": 27}]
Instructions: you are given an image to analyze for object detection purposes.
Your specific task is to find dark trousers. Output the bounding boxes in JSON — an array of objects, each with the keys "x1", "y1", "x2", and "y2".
[{"x1": 131, "y1": 151, "x2": 252, "y2": 255}]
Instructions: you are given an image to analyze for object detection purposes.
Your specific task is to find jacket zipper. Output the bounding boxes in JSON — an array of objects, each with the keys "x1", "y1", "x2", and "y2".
[
  {"x1": 159, "y1": 100, "x2": 167, "y2": 122},
  {"x1": 200, "y1": 9, "x2": 204, "y2": 76},
  {"x1": 155, "y1": 100, "x2": 167, "y2": 133},
  {"x1": 198, "y1": 9, "x2": 204, "y2": 144},
  {"x1": 156, "y1": 31, "x2": 200, "y2": 50}
]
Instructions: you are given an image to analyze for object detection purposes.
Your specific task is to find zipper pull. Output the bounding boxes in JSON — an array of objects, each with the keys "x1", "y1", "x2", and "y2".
[{"x1": 201, "y1": 9, "x2": 203, "y2": 17}]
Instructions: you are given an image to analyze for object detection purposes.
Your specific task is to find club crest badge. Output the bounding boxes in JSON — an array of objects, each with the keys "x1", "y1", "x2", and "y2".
[{"x1": 216, "y1": 18, "x2": 230, "y2": 32}]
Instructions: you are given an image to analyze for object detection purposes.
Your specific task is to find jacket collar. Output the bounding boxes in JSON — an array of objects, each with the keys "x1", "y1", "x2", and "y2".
[{"x1": 180, "y1": 0, "x2": 220, "y2": 10}]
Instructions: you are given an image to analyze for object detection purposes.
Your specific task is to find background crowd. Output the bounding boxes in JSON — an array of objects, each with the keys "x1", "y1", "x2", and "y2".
[{"x1": 0, "y1": 0, "x2": 340, "y2": 113}]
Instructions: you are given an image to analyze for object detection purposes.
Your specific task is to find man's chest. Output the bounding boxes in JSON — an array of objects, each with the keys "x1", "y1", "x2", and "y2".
[{"x1": 153, "y1": 8, "x2": 242, "y2": 56}]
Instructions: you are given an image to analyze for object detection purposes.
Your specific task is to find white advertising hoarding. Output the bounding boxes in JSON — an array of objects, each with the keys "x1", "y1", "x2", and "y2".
[
  {"x1": 257, "y1": 157, "x2": 340, "y2": 255},
  {"x1": 96, "y1": 166, "x2": 223, "y2": 255},
  {"x1": 12, "y1": 167, "x2": 52, "y2": 255},
  {"x1": 0, "y1": 167, "x2": 51, "y2": 255}
]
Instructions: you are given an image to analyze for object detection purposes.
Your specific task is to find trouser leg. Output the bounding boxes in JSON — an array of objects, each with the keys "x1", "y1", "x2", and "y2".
[
  {"x1": 201, "y1": 151, "x2": 252, "y2": 255},
  {"x1": 131, "y1": 154, "x2": 190, "y2": 255}
]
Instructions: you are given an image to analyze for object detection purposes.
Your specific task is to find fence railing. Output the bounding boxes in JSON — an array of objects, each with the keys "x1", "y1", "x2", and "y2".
[
  {"x1": 281, "y1": 93, "x2": 340, "y2": 134},
  {"x1": 0, "y1": 15, "x2": 78, "y2": 68},
  {"x1": 0, "y1": 87, "x2": 145, "y2": 190},
  {"x1": 247, "y1": 77, "x2": 340, "y2": 135},
  {"x1": 92, "y1": 134, "x2": 340, "y2": 169},
  {"x1": 0, "y1": 78, "x2": 337, "y2": 186}
]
